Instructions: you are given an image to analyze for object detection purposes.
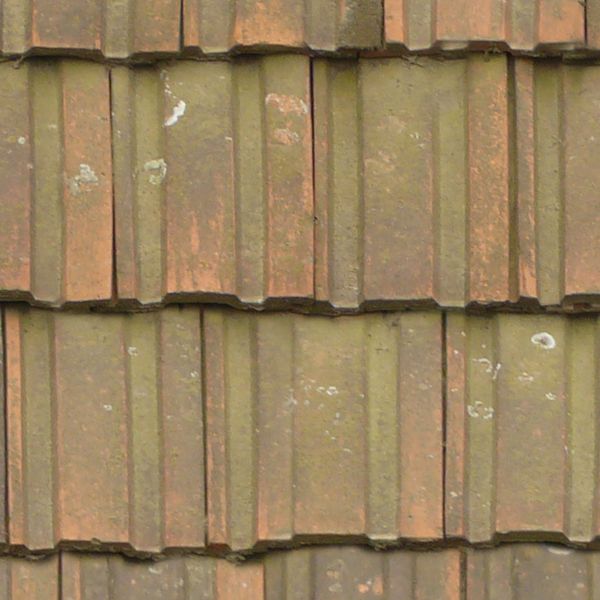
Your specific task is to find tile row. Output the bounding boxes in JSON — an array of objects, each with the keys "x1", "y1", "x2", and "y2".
[
  {"x1": 2, "y1": 0, "x2": 600, "y2": 57},
  {"x1": 2, "y1": 545, "x2": 600, "y2": 599},
  {"x1": 4, "y1": 56, "x2": 600, "y2": 311},
  {"x1": 1, "y1": 306, "x2": 600, "y2": 551}
]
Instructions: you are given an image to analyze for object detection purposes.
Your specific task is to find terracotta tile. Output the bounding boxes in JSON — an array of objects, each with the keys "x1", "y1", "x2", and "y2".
[
  {"x1": 1, "y1": 0, "x2": 181, "y2": 57},
  {"x1": 0, "y1": 556, "x2": 58, "y2": 600},
  {"x1": 446, "y1": 313, "x2": 600, "y2": 543},
  {"x1": 385, "y1": 0, "x2": 585, "y2": 51},
  {"x1": 467, "y1": 545, "x2": 600, "y2": 599},
  {"x1": 61, "y1": 553, "x2": 266, "y2": 600},
  {"x1": 5, "y1": 306, "x2": 205, "y2": 551},
  {"x1": 112, "y1": 57, "x2": 313, "y2": 307},
  {"x1": 0, "y1": 59, "x2": 112, "y2": 306},
  {"x1": 183, "y1": 0, "x2": 382, "y2": 53},
  {"x1": 204, "y1": 309, "x2": 443, "y2": 551},
  {"x1": 516, "y1": 59, "x2": 600, "y2": 308},
  {"x1": 314, "y1": 56, "x2": 511, "y2": 309},
  {"x1": 265, "y1": 547, "x2": 460, "y2": 599}
]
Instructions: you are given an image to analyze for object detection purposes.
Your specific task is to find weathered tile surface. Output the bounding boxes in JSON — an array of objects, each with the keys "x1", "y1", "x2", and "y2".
[
  {"x1": 113, "y1": 56, "x2": 313, "y2": 307},
  {"x1": 446, "y1": 313, "x2": 600, "y2": 543},
  {"x1": 0, "y1": 59, "x2": 112, "y2": 306},
  {"x1": 183, "y1": 0, "x2": 382, "y2": 53},
  {"x1": 264, "y1": 547, "x2": 460, "y2": 599},
  {"x1": 467, "y1": 545, "x2": 600, "y2": 599},
  {"x1": 0, "y1": 556, "x2": 59, "y2": 600},
  {"x1": 61, "y1": 553, "x2": 264, "y2": 599},
  {"x1": 516, "y1": 59, "x2": 600, "y2": 309},
  {"x1": 5, "y1": 306, "x2": 205, "y2": 551},
  {"x1": 0, "y1": 0, "x2": 181, "y2": 57},
  {"x1": 385, "y1": 0, "x2": 585, "y2": 51},
  {"x1": 314, "y1": 55, "x2": 511, "y2": 309},
  {"x1": 205, "y1": 309, "x2": 443, "y2": 551}
]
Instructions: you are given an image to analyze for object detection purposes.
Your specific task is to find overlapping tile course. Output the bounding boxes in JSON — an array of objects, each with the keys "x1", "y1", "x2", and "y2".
[
  {"x1": 2, "y1": 56, "x2": 600, "y2": 309},
  {"x1": 4, "y1": 546, "x2": 600, "y2": 598},
  {"x1": 5, "y1": 306, "x2": 205, "y2": 551},
  {"x1": 112, "y1": 56, "x2": 313, "y2": 307}
]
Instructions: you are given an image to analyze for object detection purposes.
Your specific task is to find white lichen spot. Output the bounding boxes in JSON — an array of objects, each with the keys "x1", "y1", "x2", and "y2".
[
  {"x1": 127, "y1": 346, "x2": 138, "y2": 357},
  {"x1": 545, "y1": 392, "x2": 557, "y2": 401},
  {"x1": 531, "y1": 331, "x2": 556, "y2": 350},
  {"x1": 518, "y1": 372, "x2": 534, "y2": 383},
  {"x1": 473, "y1": 358, "x2": 502, "y2": 381},
  {"x1": 190, "y1": 370, "x2": 200, "y2": 379},
  {"x1": 68, "y1": 163, "x2": 99, "y2": 196},
  {"x1": 17, "y1": 136, "x2": 26, "y2": 145},
  {"x1": 148, "y1": 566, "x2": 162, "y2": 574},
  {"x1": 103, "y1": 404, "x2": 113, "y2": 412},
  {"x1": 467, "y1": 401, "x2": 494, "y2": 420},
  {"x1": 143, "y1": 158, "x2": 167, "y2": 185},
  {"x1": 547, "y1": 546, "x2": 573, "y2": 556},
  {"x1": 272, "y1": 127, "x2": 300, "y2": 145},
  {"x1": 164, "y1": 99, "x2": 187, "y2": 127},
  {"x1": 265, "y1": 92, "x2": 309, "y2": 115}
]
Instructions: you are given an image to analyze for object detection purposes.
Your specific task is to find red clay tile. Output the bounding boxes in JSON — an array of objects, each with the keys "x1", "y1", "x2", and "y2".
[
  {"x1": 0, "y1": 556, "x2": 58, "y2": 600},
  {"x1": 0, "y1": 59, "x2": 112, "y2": 306},
  {"x1": 385, "y1": 0, "x2": 585, "y2": 51},
  {"x1": 467, "y1": 545, "x2": 600, "y2": 599},
  {"x1": 1, "y1": 0, "x2": 181, "y2": 57},
  {"x1": 314, "y1": 55, "x2": 512, "y2": 309},
  {"x1": 446, "y1": 313, "x2": 600, "y2": 543},
  {"x1": 516, "y1": 59, "x2": 600, "y2": 308},
  {"x1": 204, "y1": 309, "x2": 443, "y2": 551},
  {"x1": 183, "y1": 0, "x2": 382, "y2": 53},
  {"x1": 5, "y1": 306, "x2": 205, "y2": 552},
  {"x1": 113, "y1": 57, "x2": 313, "y2": 307},
  {"x1": 62, "y1": 553, "x2": 264, "y2": 599},
  {"x1": 265, "y1": 547, "x2": 460, "y2": 599}
]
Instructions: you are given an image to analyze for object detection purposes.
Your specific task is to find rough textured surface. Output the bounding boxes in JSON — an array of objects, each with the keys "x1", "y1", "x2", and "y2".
[
  {"x1": 467, "y1": 545, "x2": 600, "y2": 598},
  {"x1": 516, "y1": 59, "x2": 600, "y2": 309},
  {"x1": 264, "y1": 547, "x2": 460, "y2": 599},
  {"x1": 113, "y1": 56, "x2": 313, "y2": 307},
  {"x1": 0, "y1": 556, "x2": 58, "y2": 599},
  {"x1": 5, "y1": 306, "x2": 205, "y2": 551},
  {"x1": 385, "y1": 0, "x2": 585, "y2": 51},
  {"x1": 0, "y1": 59, "x2": 113, "y2": 306},
  {"x1": 0, "y1": 0, "x2": 181, "y2": 57},
  {"x1": 446, "y1": 313, "x2": 600, "y2": 543},
  {"x1": 314, "y1": 55, "x2": 511, "y2": 309},
  {"x1": 204, "y1": 309, "x2": 443, "y2": 551},
  {"x1": 183, "y1": 0, "x2": 382, "y2": 53}
]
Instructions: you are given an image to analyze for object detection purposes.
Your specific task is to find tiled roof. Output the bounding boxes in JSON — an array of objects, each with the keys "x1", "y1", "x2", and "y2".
[{"x1": 2, "y1": 0, "x2": 600, "y2": 595}]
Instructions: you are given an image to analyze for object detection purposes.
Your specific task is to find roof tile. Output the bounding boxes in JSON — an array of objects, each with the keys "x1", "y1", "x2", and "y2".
[
  {"x1": 0, "y1": 59, "x2": 113, "y2": 306},
  {"x1": 0, "y1": 556, "x2": 58, "y2": 600},
  {"x1": 314, "y1": 55, "x2": 511, "y2": 309},
  {"x1": 113, "y1": 56, "x2": 313, "y2": 307},
  {"x1": 467, "y1": 544, "x2": 600, "y2": 599},
  {"x1": 446, "y1": 313, "x2": 600, "y2": 543},
  {"x1": 183, "y1": 0, "x2": 382, "y2": 54},
  {"x1": 1, "y1": 0, "x2": 181, "y2": 57},
  {"x1": 5, "y1": 306, "x2": 205, "y2": 551},
  {"x1": 385, "y1": 0, "x2": 585, "y2": 51},
  {"x1": 204, "y1": 309, "x2": 443, "y2": 551}
]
